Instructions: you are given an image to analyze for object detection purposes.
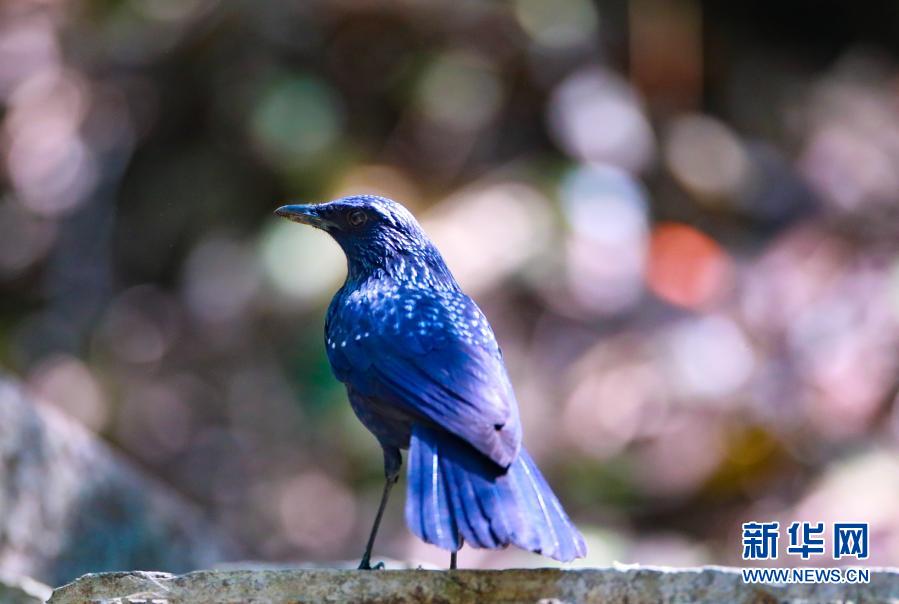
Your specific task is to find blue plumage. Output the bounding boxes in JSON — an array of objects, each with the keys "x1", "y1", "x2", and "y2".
[
  {"x1": 408, "y1": 425, "x2": 586, "y2": 561},
  {"x1": 275, "y1": 195, "x2": 586, "y2": 565}
]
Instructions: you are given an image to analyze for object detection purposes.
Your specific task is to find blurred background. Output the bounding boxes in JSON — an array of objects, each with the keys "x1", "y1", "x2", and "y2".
[{"x1": 3, "y1": 0, "x2": 899, "y2": 581}]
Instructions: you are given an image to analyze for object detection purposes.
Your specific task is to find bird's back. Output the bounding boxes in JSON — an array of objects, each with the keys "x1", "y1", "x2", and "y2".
[{"x1": 325, "y1": 271, "x2": 522, "y2": 468}]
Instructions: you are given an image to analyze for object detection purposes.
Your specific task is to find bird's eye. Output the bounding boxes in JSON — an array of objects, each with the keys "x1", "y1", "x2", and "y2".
[{"x1": 347, "y1": 210, "x2": 368, "y2": 227}]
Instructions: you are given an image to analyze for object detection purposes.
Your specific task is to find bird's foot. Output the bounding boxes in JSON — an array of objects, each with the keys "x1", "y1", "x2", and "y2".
[{"x1": 357, "y1": 558, "x2": 385, "y2": 570}]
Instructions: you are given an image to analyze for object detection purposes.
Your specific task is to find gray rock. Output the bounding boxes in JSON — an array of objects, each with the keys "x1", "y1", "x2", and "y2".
[
  {"x1": 0, "y1": 376, "x2": 240, "y2": 587},
  {"x1": 47, "y1": 566, "x2": 899, "y2": 604}
]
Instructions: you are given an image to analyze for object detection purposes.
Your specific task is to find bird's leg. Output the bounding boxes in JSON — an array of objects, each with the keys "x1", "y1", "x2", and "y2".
[
  {"x1": 358, "y1": 447, "x2": 401, "y2": 571},
  {"x1": 449, "y1": 529, "x2": 462, "y2": 569},
  {"x1": 357, "y1": 478, "x2": 394, "y2": 570}
]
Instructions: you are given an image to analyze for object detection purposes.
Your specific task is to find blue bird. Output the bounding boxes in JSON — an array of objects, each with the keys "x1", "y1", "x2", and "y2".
[{"x1": 276, "y1": 195, "x2": 586, "y2": 568}]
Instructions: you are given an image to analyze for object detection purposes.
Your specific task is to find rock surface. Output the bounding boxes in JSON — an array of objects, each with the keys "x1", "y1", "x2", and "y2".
[
  {"x1": 0, "y1": 376, "x2": 240, "y2": 587},
  {"x1": 48, "y1": 566, "x2": 899, "y2": 604}
]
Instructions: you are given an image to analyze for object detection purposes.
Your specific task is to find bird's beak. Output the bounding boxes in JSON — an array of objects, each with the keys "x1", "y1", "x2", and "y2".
[{"x1": 274, "y1": 204, "x2": 334, "y2": 229}]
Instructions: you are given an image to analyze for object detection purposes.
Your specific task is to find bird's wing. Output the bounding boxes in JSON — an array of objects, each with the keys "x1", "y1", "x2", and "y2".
[{"x1": 327, "y1": 286, "x2": 522, "y2": 468}]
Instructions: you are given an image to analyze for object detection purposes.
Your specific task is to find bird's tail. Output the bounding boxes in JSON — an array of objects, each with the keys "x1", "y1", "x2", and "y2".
[{"x1": 405, "y1": 424, "x2": 586, "y2": 562}]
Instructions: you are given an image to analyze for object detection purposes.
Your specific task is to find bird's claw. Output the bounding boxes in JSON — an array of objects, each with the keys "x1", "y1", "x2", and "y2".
[{"x1": 358, "y1": 559, "x2": 385, "y2": 570}]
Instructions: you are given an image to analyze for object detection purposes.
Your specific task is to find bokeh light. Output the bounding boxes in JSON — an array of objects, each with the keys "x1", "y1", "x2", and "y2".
[
  {"x1": 3, "y1": 67, "x2": 97, "y2": 216},
  {"x1": 514, "y1": 0, "x2": 599, "y2": 51},
  {"x1": 259, "y1": 218, "x2": 344, "y2": 306},
  {"x1": 661, "y1": 315, "x2": 754, "y2": 402},
  {"x1": 647, "y1": 223, "x2": 733, "y2": 309},
  {"x1": 560, "y1": 163, "x2": 650, "y2": 315},
  {"x1": 425, "y1": 182, "x2": 554, "y2": 293},
  {"x1": 183, "y1": 235, "x2": 262, "y2": 325},
  {"x1": 250, "y1": 75, "x2": 344, "y2": 168},
  {"x1": 664, "y1": 114, "x2": 750, "y2": 202},
  {"x1": 416, "y1": 51, "x2": 503, "y2": 133},
  {"x1": 28, "y1": 355, "x2": 108, "y2": 433},
  {"x1": 548, "y1": 66, "x2": 655, "y2": 173}
]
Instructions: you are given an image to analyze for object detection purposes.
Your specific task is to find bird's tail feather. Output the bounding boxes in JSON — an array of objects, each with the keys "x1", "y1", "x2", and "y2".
[{"x1": 405, "y1": 424, "x2": 587, "y2": 562}]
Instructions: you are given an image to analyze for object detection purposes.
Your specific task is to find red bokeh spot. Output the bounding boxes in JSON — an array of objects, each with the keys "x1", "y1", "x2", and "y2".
[{"x1": 647, "y1": 223, "x2": 732, "y2": 308}]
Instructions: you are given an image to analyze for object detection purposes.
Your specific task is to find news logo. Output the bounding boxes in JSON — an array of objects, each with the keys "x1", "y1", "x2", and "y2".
[
  {"x1": 741, "y1": 521, "x2": 869, "y2": 561},
  {"x1": 741, "y1": 521, "x2": 871, "y2": 585}
]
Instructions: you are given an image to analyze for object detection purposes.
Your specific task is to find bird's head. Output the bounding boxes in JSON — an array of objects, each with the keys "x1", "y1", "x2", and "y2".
[{"x1": 276, "y1": 195, "x2": 453, "y2": 285}]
